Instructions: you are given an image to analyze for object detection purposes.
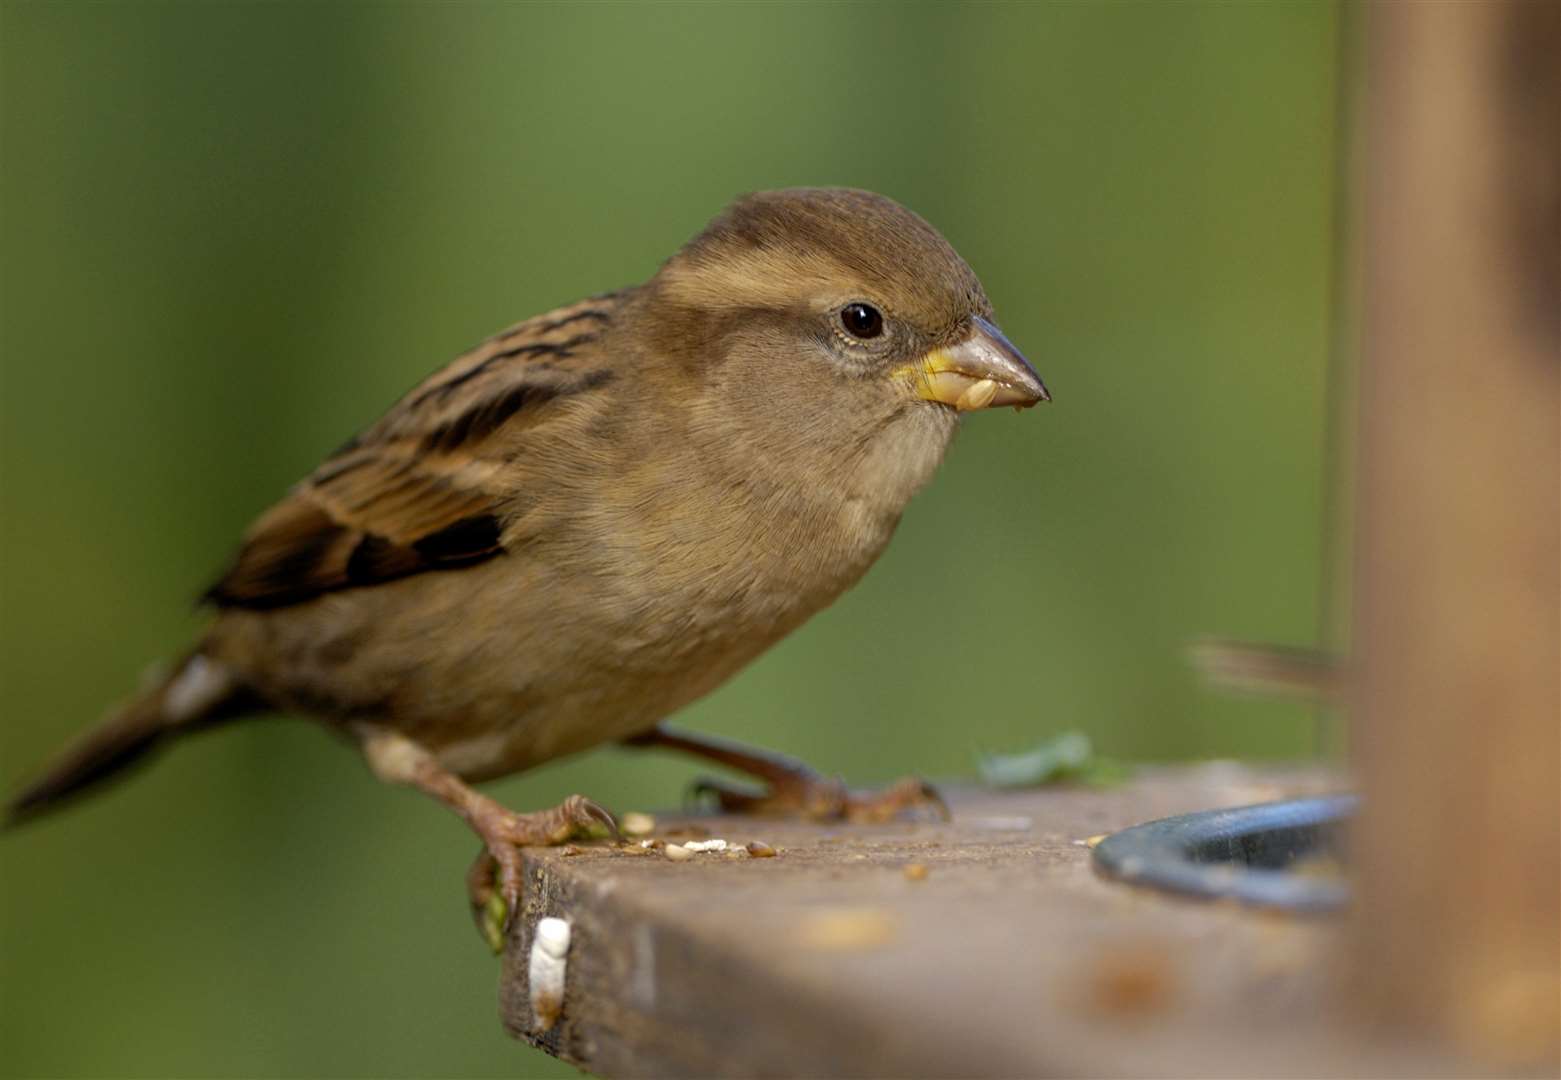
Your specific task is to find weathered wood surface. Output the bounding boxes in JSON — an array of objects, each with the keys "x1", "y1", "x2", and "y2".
[{"x1": 496, "y1": 765, "x2": 1494, "y2": 1078}]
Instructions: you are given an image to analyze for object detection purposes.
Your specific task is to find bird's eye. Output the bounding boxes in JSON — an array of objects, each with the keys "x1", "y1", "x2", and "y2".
[{"x1": 839, "y1": 302, "x2": 884, "y2": 340}]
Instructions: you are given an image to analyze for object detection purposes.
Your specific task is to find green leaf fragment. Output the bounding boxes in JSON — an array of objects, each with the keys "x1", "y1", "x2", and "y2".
[
  {"x1": 482, "y1": 892, "x2": 508, "y2": 955},
  {"x1": 977, "y1": 731, "x2": 1130, "y2": 788}
]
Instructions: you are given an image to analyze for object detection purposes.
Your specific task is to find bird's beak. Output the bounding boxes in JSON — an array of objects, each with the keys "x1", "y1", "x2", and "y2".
[{"x1": 898, "y1": 315, "x2": 1050, "y2": 411}]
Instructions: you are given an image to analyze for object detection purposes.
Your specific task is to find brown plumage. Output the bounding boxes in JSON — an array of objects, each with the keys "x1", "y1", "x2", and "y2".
[{"x1": 9, "y1": 188, "x2": 1048, "y2": 941}]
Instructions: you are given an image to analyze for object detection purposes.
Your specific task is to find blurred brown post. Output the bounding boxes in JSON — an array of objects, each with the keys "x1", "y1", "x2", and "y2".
[{"x1": 1353, "y1": 0, "x2": 1559, "y2": 1068}]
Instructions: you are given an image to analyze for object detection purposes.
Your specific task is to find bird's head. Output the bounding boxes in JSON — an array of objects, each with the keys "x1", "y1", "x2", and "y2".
[
  {"x1": 638, "y1": 188, "x2": 1047, "y2": 518},
  {"x1": 650, "y1": 187, "x2": 1047, "y2": 411}
]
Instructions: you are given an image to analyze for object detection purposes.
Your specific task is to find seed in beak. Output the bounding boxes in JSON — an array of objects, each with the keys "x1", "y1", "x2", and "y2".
[{"x1": 956, "y1": 378, "x2": 998, "y2": 412}]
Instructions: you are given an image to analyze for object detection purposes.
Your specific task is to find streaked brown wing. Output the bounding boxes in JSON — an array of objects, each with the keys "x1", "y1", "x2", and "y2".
[{"x1": 205, "y1": 292, "x2": 626, "y2": 609}]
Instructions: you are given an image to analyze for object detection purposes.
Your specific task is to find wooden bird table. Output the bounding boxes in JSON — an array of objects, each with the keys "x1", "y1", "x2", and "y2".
[{"x1": 496, "y1": 764, "x2": 1486, "y2": 1078}]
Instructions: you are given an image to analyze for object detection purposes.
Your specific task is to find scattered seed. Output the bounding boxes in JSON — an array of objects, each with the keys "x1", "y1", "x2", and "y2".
[
  {"x1": 903, "y1": 862, "x2": 929, "y2": 882},
  {"x1": 662, "y1": 843, "x2": 695, "y2": 862},
  {"x1": 621, "y1": 812, "x2": 656, "y2": 837},
  {"x1": 745, "y1": 841, "x2": 777, "y2": 858},
  {"x1": 682, "y1": 838, "x2": 729, "y2": 853}
]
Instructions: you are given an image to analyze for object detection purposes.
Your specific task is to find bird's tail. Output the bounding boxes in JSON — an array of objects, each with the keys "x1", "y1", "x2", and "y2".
[{"x1": 5, "y1": 651, "x2": 255, "y2": 827}]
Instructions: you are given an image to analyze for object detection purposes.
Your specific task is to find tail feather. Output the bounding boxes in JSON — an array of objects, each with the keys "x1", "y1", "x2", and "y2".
[{"x1": 6, "y1": 653, "x2": 252, "y2": 827}]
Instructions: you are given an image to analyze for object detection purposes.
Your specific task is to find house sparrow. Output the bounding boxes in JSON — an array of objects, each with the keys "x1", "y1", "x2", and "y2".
[{"x1": 8, "y1": 187, "x2": 1048, "y2": 934}]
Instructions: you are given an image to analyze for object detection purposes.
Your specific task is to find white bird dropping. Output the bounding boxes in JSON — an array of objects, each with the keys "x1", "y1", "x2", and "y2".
[{"x1": 529, "y1": 916, "x2": 572, "y2": 1032}]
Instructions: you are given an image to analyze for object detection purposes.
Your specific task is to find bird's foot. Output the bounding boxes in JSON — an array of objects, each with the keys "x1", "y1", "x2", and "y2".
[
  {"x1": 466, "y1": 794, "x2": 618, "y2": 953},
  {"x1": 623, "y1": 723, "x2": 949, "y2": 825},
  {"x1": 690, "y1": 773, "x2": 949, "y2": 824}
]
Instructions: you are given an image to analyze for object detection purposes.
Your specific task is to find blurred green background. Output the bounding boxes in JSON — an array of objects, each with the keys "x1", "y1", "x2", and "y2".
[{"x1": 1, "y1": 2, "x2": 1338, "y2": 1076}]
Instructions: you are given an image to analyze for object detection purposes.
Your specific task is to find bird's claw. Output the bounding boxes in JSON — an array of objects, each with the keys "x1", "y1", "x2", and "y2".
[
  {"x1": 848, "y1": 776, "x2": 950, "y2": 824},
  {"x1": 561, "y1": 793, "x2": 621, "y2": 842},
  {"x1": 465, "y1": 792, "x2": 618, "y2": 952}
]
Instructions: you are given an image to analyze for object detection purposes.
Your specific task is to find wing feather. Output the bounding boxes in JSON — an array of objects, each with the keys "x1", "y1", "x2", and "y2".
[{"x1": 205, "y1": 292, "x2": 627, "y2": 609}]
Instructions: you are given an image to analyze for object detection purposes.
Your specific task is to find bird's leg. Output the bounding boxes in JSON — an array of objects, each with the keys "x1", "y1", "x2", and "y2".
[
  {"x1": 623, "y1": 723, "x2": 949, "y2": 824},
  {"x1": 357, "y1": 727, "x2": 616, "y2": 950}
]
